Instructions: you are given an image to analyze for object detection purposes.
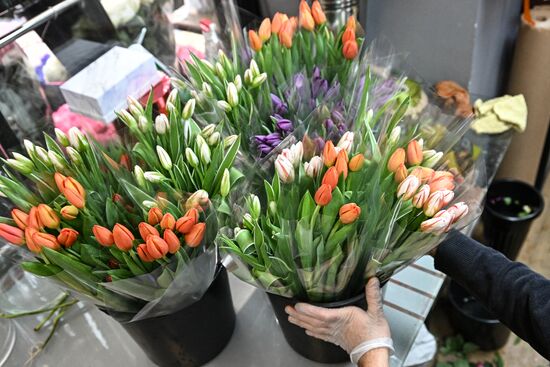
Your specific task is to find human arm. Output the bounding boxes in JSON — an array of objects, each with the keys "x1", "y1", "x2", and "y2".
[{"x1": 434, "y1": 230, "x2": 550, "y2": 359}]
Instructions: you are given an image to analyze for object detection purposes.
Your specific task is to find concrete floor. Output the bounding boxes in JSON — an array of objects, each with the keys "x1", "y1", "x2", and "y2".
[{"x1": 428, "y1": 178, "x2": 550, "y2": 366}]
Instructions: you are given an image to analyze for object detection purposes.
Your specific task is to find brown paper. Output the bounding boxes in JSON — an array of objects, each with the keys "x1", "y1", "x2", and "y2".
[{"x1": 496, "y1": 6, "x2": 550, "y2": 184}]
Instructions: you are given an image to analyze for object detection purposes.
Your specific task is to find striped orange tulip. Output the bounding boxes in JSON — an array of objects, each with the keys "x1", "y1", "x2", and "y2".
[
  {"x1": 0, "y1": 223, "x2": 24, "y2": 245},
  {"x1": 160, "y1": 213, "x2": 176, "y2": 231},
  {"x1": 138, "y1": 222, "x2": 159, "y2": 241},
  {"x1": 37, "y1": 204, "x2": 60, "y2": 229},
  {"x1": 147, "y1": 207, "x2": 163, "y2": 226},
  {"x1": 146, "y1": 235, "x2": 169, "y2": 259},
  {"x1": 11, "y1": 209, "x2": 29, "y2": 230},
  {"x1": 57, "y1": 228, "x2": 78, "y2": 248},
  {"x1": 32, "y1": 232, "x2": 60, "y2": 251}
]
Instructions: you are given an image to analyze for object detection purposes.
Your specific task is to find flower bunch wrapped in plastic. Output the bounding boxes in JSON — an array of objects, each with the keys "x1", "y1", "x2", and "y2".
[
  {"x1": 0, "y1": 91, "x2": 239, "y2": 320},
  {"x1": 220, "y1": 77, "x2": 485, "y2": 302}
]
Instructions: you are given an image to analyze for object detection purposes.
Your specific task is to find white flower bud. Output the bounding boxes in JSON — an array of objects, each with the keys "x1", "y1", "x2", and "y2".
[
  {"x1": 234, "y1": 75, "x2": 243, "y2": 91},
  {"x1": 142, "y1": 200, "x2": 157, "y2": 209},
  {"x1": 134, "y1": 165, "x2": 146, "y2": 188},
  {"x1": 220, "y1": 168, "x2": 230, "y2": 197},
  {"x1": 423, "y1": 151, "x2": 444, "y2": 168},
  {"x1": 200, "y1": 143, "x2": 211, "y2": 164},
  {"x1": 251, "y1": 73, "x2": 267, "y2": 88},
  {"x1": 224, "y1": 135, "x2": 238, "y2": 147},
  {"x1": 201, "y1": 124, "x2": 216, "y2": 138},
  {"x1": 248, "y1": 194, "x2": 261, "y2": 220},
  {"x1": 155, "y1": 114, "x2": 169, "y2": 135},
  {"x1": 208, "y1": 132, "x2": 221, "y2": 146},
  {"x1": 182, "y1": 98, "x2": 196, "y2": 120},
  {"x1": 244, "y1": 69, "x2": 253, "y2": 85},
  {"x1": 138, "y1": 115, "x2": 150, "y2": 133},
  {"x1": 202, "y1": 82, "x2": 213, "y2": 98},
  {"x1": 127, "y1": 96, "x2": 144, "y2": 114},
  {"x1": 35, "y1": 146, "x2": 52, "y2": 167},
  {"x1": 55, "y1": 128, "x2": 70, "y2": 147},
  {"x1": 156, "y1": 146, "x2": 172, "y2": 171},
  {"x1": 167, "y1": 89, "x2": 178, "y2": 106},
  {"x1": 388, "y1": 126, "x2": 402, "y2": 146},
  {"x1": 48, "y1": 151, "x2": 65, "y2": 170},
  {"x1": 185, "y1": 148, "x2": 199, "y2": 168},
  {"x1": 66, "y1": 147, "x2": 82, "y2": 165},
  {"x1": 24, "y1": 139, "x2": 35, "y2": 158},
  {"x1": 217, "y1": 100, "x2": 232, "y2": 112},
  {"x1": 250, "y1": 59, "x2": 260, "y2": 77},
  {"x1": 6, "y1": 158, "x2": 32, "y2": 174},
  {"x1": 144, "y1": 171, "x2": 166, "y2": 183},
  {"x1": 226, "y1": 82, "x2": 239, "y2": 107},
  {"x1": 215, "y1": 62, "x2": 226, "y2": 79}
]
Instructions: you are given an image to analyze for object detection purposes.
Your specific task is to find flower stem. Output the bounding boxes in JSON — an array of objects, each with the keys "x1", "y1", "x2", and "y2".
[
  {"x1": 0, "y1": 299, "x2": 78, "y2": 319},
  {"x1": 34, "y1": 292, "x2": 70, "y2": 331}
]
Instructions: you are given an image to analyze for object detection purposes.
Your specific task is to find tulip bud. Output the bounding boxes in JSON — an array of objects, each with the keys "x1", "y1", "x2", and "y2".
[
  {"x1": 56, "y1": 228, "x2": 78, "y2": 248},
  {"x1": 220, "y1": 169, "x2": 231, "y2": 197},
  {"x1": 134, "y1": 165, "x2": 147, "y2": 188},
  {"x1": 244, "y1": 69, "x2": 254, "y2": 85},
  {"x1": 11, "y1": 209, "x2": 28, "y2": 230},
  {"x1": 147, "y1": 207, "x2": 162, "y2": 226},
  {"x1": 0, "y1": 223, "x2": 24, "y2": 245},
  {"x1": 258, "y1": 18, "x2": 272, "y2": 41},
  {"x1": 176, "y1": 208, "x2": 199, "y2": 234},
  {"x1": 397, "y1": 175, "x2": 421, "y2": 200},
  {"x1": 66, "y1": 147, "x2": 82, "y2": 166},
  {"x1": 410, "y1": 167, "x2": 435, "y2": 183},
  {"x1": 388, "y1": 126, "x2": 401, "y2": 146},
  {"x1": 156, "y1": 146, "x2": 172, "y2": 171},
  {"x1": 217, "y1": 100, "x2": 232, "y2": 112},
  {"x1": 311, "y1": 1, "x2": 326, "y2": 25},
  {"x1": 234, "y1": 75, "x2": 243, "y2": 92},
  {"x1": 275, "y1": 155, "x2": 295, "y2": 183},
  {"x1": 249, "y1": 30, "x2": 263, "y2": 51},
  {"x1": 138, "y1": 116, "x2": 150, "y2": 133},
  {"x1": 429, "y1": 171, "x2": 456, "y2": 192},
  {"x1": 111, "y1": 224, "x2": 134, "y2": 252},
  {"x1": 440, "y1": 189, "x2": 455, "y2": 207},
  {"x1": 200, "y1": 81, "x2": 213, "y2": 98},
  {"x1": 55, "y1": 128, "x2": 70, "y2": 147},
  {"x1": 337, "y1": 132, "x2": 354, "y2": 155},
  {"x1": 34, "y1": 146, "x2": 52, "y2": 167},
  {"x1": 182, "y1": 98, "x2": 196, "y2": 120},
  {"x1": 323, "y1": 140, "x2": 337, "y2": 166},
  {"x1": 166, "y1": 102, "x2": 176, "y2": 114},
  {"x1": 420, "y1": 212, "x2": 453, "y2": 235},
  {"x1": 184, "y1": 147, "x2": 199, "y2": 168},
  {"x1": 423, "y1": 151, "x2": 444, "y2": 168},
  {"x1": 250, "y1": 59, "x2": 260, "y2": 77},
  {"x1": 300, "y1": 8, "x2": 315, "y2": 31},
  {"x1": 304, "y1": 156, "x2": 323, "y2": 178},
  {"x1": 139, "y1": 222, "x2": 160, "y2": 241},
  {"x1": 224, "y1": 135, "x2": 238, "y2": 148},
  {"x1": 137, "y1": 243, "x2": 153, "y2": 262},
  {"x1": 342, "y1": 26, "x2": 356, "y2": 45},
  {"x1": 144, "y1": 171, "x2": 166, "y2": 183},
  {"x1": 127, "y1": 95, "x2": 144, "y2": 114},
  {"x1": 215, "y1": 62, "x2": 226, "y2": 79},
  {"x1": 93, "y1": 225, "x2": 114, "y2": 246},
  {"x1": 6, "y1": 158, "x2": 33, "y2": 174},
  {"x1": 349, "y1": 154, "x2": 365, "y2": 172},
  {"x1": 61, "y1": 205, "x2": 79, "y2": 220},
  {"x1": 335, "y1": 150, "x2": 349, "y2": 179},
  {"x1": 343, "y1": 40, "x2": 358, "y2": 60},
  {"x1": 160, "y1": 213, "x2": 176, "y2": 231},
  {"x1": 48, "y1": 151, "x2": 65, "y2": 170},
  {"x1": 61, "y1": 177, "x2": 86, "y2": 209},
  {"x1": 423, "y1": 191, "x2": 445, "y2": 217},
  {"x1": 339, "y1": 203, "x2": 361, "y2": 224},
  {"x1": 208, "y1": 132, "x2": 221, "y2": 146},
  {"x1": 27, "y1": 207, "x2": 42, "y2": 230},
  {"x1": 279, "y1": 20, "x2": 294, "y2": 48},
  {"x1": 155, "y1": 114, "x2": 169, "y2": 135},
  {"x1": 163, "y1": 229, "x2": 181, "y2": 254},
  {"x1": 446, "y1": 202, "x2": 469, "y2": 223},
  {"x1": 201, "y1": 124, "x2": 216, "y2": 138},
  {"x1": 24, "y1": 140, "x2": 36, "y2": 161},
  {"x1": 37, "y1": 204, "x2": 60, "y2": 229},
  {"x1": 251, "y1": 73, "x2": 268, "y2": 88},
  {"x1": 146, "y1": 235, "x2": 169, "y2": 259},
  {"x1": 226, "y1": 83, "x2": 239, "y2": 108},
  {"x1": 199, "y1": 143, "x2": 211, "y2": 164},
  {"x1": 418, "y1": 138, "x2": 424, "y2": 150},
  {"x1": 412, "y1": 185, "x2": 431, "y2": 208},
  {"x1": 387, "y1": 148, "x2": 406, "y2": 172},
  {"x1": 185, "y1": 223, "x2": 206, "y2": 248},
  {"x1": 407, "y1": 140, "x2": 423, "y2": 166},
  {"x1": 394, "y1": 164, "x2": 408, "y2": 183},
  {"x1": 314, "y1": 184, "x2": 333, "y2": 206},
  {"x1": 32, "y1": 232, "x2": 61, "y2": 251}
]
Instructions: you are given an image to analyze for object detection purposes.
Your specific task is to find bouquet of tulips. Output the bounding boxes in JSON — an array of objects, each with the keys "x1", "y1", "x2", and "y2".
[
  {"x1": 0, "y1": 91, "x2": 240, "y2": 320},
  {"x1": 220, "y1": 67, "x2": 485, "y2": 302}
]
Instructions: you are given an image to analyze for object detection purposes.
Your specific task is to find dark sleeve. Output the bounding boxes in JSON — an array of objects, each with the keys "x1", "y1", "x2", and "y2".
[{"x1": 434, "y1": 230, "x2": 550, "y2": 359}]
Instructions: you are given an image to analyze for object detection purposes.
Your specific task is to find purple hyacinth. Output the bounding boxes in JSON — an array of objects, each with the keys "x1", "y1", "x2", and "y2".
[{"x1": 271, "y1": 93, "x2": 288, "y2": 115}]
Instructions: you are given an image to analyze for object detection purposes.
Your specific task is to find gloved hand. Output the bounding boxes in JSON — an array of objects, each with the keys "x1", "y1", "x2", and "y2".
[{"x1": 285, "y1": 278, "x2": 391, "y2": 354}]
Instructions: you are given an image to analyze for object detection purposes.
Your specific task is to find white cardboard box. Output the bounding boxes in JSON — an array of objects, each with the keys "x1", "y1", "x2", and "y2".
[{"x1": 61, "y1": 45, "x2": 162, "y2": 122}]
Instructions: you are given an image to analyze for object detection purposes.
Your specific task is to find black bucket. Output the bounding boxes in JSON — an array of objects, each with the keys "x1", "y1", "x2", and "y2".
[
  {"x1": 448, "y1": 281, "x2": 510, "y2": 350},
  {"x1": 482, "y1": 179, "x2": 544, "y2": 260},
  {"x1": 267, "y1": 292, "x2": 367, "y2": 364},
  {"x1": 119, "y1": 267, "x2": 236, "y2": 367}
]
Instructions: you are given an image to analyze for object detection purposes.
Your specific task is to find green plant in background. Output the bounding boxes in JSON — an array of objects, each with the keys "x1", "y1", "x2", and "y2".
[{"x1": 437, "y1": 335, "x2": 504, "y2": 367}]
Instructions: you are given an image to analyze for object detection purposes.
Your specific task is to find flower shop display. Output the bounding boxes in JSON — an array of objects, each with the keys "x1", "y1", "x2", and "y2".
[{"x1": 0, "y1": 92, "x2": 241, "y2": 366}]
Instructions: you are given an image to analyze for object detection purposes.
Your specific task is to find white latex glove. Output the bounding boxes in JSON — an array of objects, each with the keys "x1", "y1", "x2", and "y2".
[{"x1": 285, "y1": 278, "x2": 391, "y2": 354}]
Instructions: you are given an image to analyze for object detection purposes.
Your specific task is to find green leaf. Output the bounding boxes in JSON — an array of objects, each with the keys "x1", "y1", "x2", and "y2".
[
  {"x1": 42, "y1": 247, "x2": 100, "y2": 285},
  {"x1": 299, "y1": 191, "x2": 316, "y2": 222},
  {"x1": 123, "y1": 253, "x2": 147, "y2": 277},
  {"x1": 20, "y1": 261, "x2": 62, "y2": 277},
  {"x1": 145, "y1": 88, "x2": 154, "y2": 122},
  {"x1": 321, "y1": 187, "x2": 344, "y2": 238},
  {"x1": 462, "y1": 342, "x2": 479, "y2": 355},
  {"x1": 204, "y1": 136, "x2": 241, "y2": 194},
  {"x1": 295, "y1": 218, "x2": 313, "y2": 269},
  {"x1": 105, "y1": 199, "x2": 118, "y2": 228},
  {"x1": 80, "y1": 243, "x2": 110, "y2": 269}
]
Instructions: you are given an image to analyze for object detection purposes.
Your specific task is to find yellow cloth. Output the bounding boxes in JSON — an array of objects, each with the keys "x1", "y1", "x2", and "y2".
[{"x1": 471, "y1": 95, "x2": 527, "y2": 134}]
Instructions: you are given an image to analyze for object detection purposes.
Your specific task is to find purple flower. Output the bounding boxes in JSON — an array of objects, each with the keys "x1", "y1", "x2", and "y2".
[
  {"x1": 312, "y1": 67, "x2": 321, "y2": 81},
  {"x1": 372, "y1": 78, "x2": 401, "y2": 110},
  {"x1": 314, "y1": 137, "x2": 325, "y2": 152},
  {"x1": 325, "y1": 81, "x2": 341, "y2": 100},
  {"x1": 273, "y1": 114, "x2": 294, "y2": 133},
  {"x1": 254, "y1": 132, "x2": 283, "y2": 155},
  {"x1": 294, "y1": 73, "x2": 306, "y2": 90},
  {"x1": 271, "y1": 93, "x2": 288, "y2": 115},
  {"x1": 324, "y1": 119, "x2": 335, "y2": 130},
  {"x1": 331, "y1": 110, "x2": 345, "y2": 125},
  {"x1": 312, "y1": 79, "x2": 329, "y2": 99}
]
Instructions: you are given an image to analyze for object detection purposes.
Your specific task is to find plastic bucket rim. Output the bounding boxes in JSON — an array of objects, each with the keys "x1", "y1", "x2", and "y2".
[
  {"x1": 485, "y1": 178, "x2": 545, "y2": 223},
  {"x1": 268, "y1": 289, "x2": 367, "y2": 309},
  {"x1": 448, "y1": 282, "x2": 501, "y2": 325}
]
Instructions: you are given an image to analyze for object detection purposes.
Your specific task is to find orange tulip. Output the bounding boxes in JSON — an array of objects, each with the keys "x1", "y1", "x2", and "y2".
[
  {"x1": 314, "y1": 184, "x2": 333, "y2": 206},
  {"x1": 32, "y1": 232, "x2": 60, "y2": 251},
  {"x1": 322, "y1": 167, "x2": 339, "y2": 189},
  {"x1": 27, "y1": 207, "x2": 43, "y2": 230},
  {"x1": 61, "y1": 176, "x2": 86, "y2": 209},
  {"x1": 342, "y1": 40, "x2": 358, "y2": 60},
  {"x1": 279, "y1": 20, "x2": 294, "y2": 48},
  {"x1": 248, "y1": 30, "x2": 262, "y2": 52},
  {"x1": 163, "y1": 229, "x2": 181, "y2": 254},
  {"x1": 394, "y1": 164, "x2": 408, "y2": 183},
  {"x1": 147, "y1": 207, "x2": 163, "y2": 226},
  {"x1": 160, "y1": 213, "x2": 176, "y2": 231},
  {"x1": 93, "y1": 225, "x2": 114, "y2": 247},
  {"x1": 299, "y1": 0, "x2": 311, "y2": 14},
  {"x1": 37, "y1": 204, "x2": 60, "y2": 229},
  {"x1": 11, "y1": 209, "x2": 29, "y2": 230},
  {"x1": 54, "y1": 172, "x2": 66, "y2": 192},
  {"x1": 119, "y1": 154, "x2": 131, "y2": 170},
  {"x1": 410, "y1": 167, "x2": 435, "y2": 183},
  {"x1": 146, "y1": 235, "x2": 169, "y2": 259},
  {"x1": 0, "y1": 223, "x2": 24, "y2": 245},
  {"x1": 342, "y1": 27, "x2": 355, "y2": 45},
  {"x1": 60, "y1": 205, "x2": 79, "y2": 220},
  {"x1": 346, "y1": 16, "x2": 356, "y2": 32},
  {"x1": 311, "y1": 1, "x2": 326, "y2": 25},
  {"x1": 176, "y1": 208, "x2": 199, "y2": 234},
  {"x1": 387, "y1": 148, "x2": 406, "y2": 172},
  {"x1": 57, "y1": 228, "x2": 78, "y2": 248},
  {"x1": 335, "y1": 150, "x2": 349, "y2": 179},
  {"x1": 138, "y1": 222, "x2": 159, "y2": 241},
  {"x1": 323, "y1": 140, "x2": 337, "y2": 166},
  {"x1": 349, "y1": 154, "x2": 365, "y2": 172},
  {"x1": 137, "y1": 243, "x2": 153, "y2": 262},
  {"x1": 289, "y1": 16, "x2": 298, "y2": 31},
  {"x1": 429, "y1": 171, "x2": 455, "y2": 192},
  {"x1": 113, "y1": 224, "x2": 135, "y2": 251},
  {"x1": 271, "y1": 12, "x2": 287, "y2": 34},
  {"x1": 300, "y1": 9, "x2": 315, "y2": 31},
  {"x1": 259, "y1": 18, "x2": 271, "y2": 41},
  {"x1": 185, "y1": 223, "x2": 206, "y2": 248},
  {"x1": 25, "y1": 228, "x2": 40, "y2": 253},
  {"x1": 407, "y1": 140, "x2": 423, "y2": 166},
  {"x1": 339, "y1": 203, "x2": 361, "y2": 224}
]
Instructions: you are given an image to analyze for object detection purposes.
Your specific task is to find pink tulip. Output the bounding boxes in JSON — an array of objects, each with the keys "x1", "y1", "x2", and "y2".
[
  {"x1": 421, "y1": 211, "x2": 453, "y2": 234},
  {"x1": 397, "y1": 175, "x2": 420, "y2": 200},
  {"x1": 446, "y1": 202, "x2": 469, "y2": 223},
  {"x1": 412, "y1": 185, "x2": 431, "y2": 208}
]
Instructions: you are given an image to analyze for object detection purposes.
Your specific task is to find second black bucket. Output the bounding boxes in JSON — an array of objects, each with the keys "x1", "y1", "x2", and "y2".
[
  {"x1": 267, "y1": 292, "x2": 367, "y2": 364},
  {"x1": 118, "y1": 267, "x2": 236, "y2": 367},
  {"x1": 482, "y1": 179, "x2": 544, "y2": 260}
]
